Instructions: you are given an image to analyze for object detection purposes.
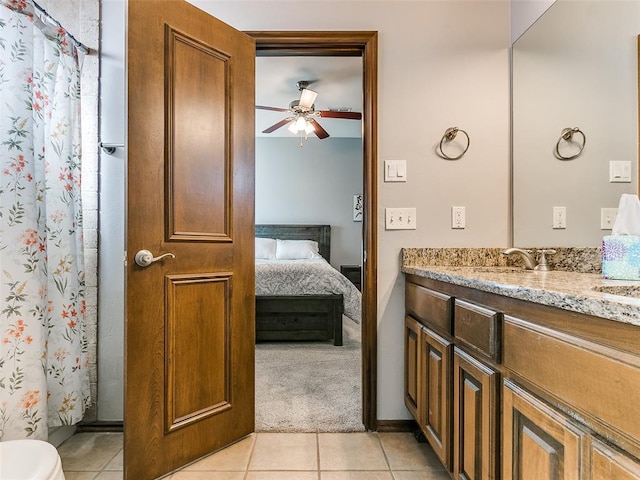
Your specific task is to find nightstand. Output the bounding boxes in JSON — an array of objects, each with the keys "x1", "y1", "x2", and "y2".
[{"x1": 340, "y1": 265, "x2": 362, "y2": 291}]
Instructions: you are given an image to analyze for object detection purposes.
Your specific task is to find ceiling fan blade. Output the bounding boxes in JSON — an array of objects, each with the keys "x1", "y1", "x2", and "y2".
[
  {"x1": 318, "y1": 110, "x2": 362, "y2": 120},
  {"x1": 299, "y1": 88, "x2": 318, "y2": 109},
  {"x1": 308, "y1": 118, "x2": 330, "y2": 139},
  {"x1": 262, "y1": 117, "x2": 294, "y2": 134},
  {"x1": 256, "y1": 105, "x2": 289, "y2": 112}
]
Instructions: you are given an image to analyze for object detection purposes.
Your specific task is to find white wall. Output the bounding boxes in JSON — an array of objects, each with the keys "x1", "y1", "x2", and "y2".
[
  {"x1": 256, "y1": 137, "x2": 363, "y2": 268},
  {"x1": 98, "y1": 0, "x2": 511, "y2": 422}
]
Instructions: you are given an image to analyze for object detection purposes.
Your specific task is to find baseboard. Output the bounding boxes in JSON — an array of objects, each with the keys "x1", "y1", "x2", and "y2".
[
  {"x1": 77, "y1": 421, "x2": 124, "y2": 433},
  {"x1": 375, "y1": 419, "x2": 418, "y2": 432}
]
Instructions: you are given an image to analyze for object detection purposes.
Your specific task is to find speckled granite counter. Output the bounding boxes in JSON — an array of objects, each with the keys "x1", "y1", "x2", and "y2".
[{"x1": 401, "y1": 248, "x2": 640, "y2": 326}]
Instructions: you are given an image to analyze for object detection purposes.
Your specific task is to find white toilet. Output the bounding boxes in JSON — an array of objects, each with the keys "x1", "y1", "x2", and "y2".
[{"x1": 0, "y1": 439, "x2": 65, "y2": 480}]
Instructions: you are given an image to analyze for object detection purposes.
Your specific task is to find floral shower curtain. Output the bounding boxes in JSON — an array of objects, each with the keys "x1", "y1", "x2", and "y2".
[{"x1": 0, "y1": 1, "x2": 89, "y2": 440}]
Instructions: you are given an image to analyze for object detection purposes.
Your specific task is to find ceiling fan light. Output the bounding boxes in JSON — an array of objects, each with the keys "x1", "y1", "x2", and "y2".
[
  {"x1": 299, "y1": 88, "x2": 318, "y2": 109},
  {"x1": 295, "y1": 116, "x2": 307, "y2": 131},
  {"x1": 288, "y1": 121, "x2": 299, "y2": 134},
  {"x1": 304, "y1": 120, "x2": 315, "y2": 134}
]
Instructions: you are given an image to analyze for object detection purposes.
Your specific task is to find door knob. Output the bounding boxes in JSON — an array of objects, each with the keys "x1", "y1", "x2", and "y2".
[{"x1": 134, "y1": 249, "x2": 176, "y2": 267}]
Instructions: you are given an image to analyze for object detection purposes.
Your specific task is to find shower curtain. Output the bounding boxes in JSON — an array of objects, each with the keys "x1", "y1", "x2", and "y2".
[{"x1": 0, "y1": 1, "x2": 89, "y2": 441}]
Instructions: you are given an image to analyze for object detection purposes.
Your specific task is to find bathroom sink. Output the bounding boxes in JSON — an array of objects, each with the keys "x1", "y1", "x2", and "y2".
[{"x1": 592, "y1": 285, "x2": 640, "y2": 298}]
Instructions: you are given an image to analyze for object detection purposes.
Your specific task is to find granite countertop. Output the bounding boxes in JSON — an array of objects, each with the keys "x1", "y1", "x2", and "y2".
[{"x1": 401, "y1": 247, "x2": 640, "y2": 327}]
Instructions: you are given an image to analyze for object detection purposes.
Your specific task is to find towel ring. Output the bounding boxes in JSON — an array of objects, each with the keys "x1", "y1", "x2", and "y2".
[
  {"x1": 555, "y1": 127, "x2": 586, "y2": 160},
  {"x1": 437, "y1": 127, "x2": 470, "y2": 160}
]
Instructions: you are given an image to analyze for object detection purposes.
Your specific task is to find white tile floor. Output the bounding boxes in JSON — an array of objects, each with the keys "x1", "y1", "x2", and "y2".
[{"x1": 57, "y1": 431, "x2": 450, "y2": 480}]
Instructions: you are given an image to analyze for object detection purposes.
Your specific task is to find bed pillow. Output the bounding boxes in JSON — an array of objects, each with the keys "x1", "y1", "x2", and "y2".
[
  {"x1": 255, "y1": 237, "x2": 277, "y2": 259},
  {"x1": 275, "y1": 239, "x2": 321, "y2": 260}
]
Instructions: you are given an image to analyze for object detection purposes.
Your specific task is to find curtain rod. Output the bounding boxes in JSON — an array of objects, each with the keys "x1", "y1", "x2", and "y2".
[{"x1": 31, "y1": 0, "x2": 90, "y2": 54}]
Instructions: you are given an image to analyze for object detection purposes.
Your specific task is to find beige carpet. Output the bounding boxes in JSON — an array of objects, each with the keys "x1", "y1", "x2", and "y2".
[{"x1": 255, "y1": 317, "x2": 364, "y2": 432}]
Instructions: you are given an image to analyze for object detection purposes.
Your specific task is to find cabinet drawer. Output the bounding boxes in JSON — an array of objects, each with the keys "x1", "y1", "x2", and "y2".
[
  {"x1": 504, "y1": 315, "x2": 640, "y2": 444},
  {"x1": 454, "y1": 299, "x2": 501, "y2": 363},
  {"x1": 405, "y1": 282, "x2": 453, "y2": 335}
]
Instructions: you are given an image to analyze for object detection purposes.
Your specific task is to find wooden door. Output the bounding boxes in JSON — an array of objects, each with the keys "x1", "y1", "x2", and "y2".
[
  {"x1": 419, "y1": 326, "x2": 453, "y2": 469},
  {"x1": 503, "y1": 379, "x2": 585, "y2": 480},
  {"x1": 125, "y1": 1, "x2": 255, "y2": 479},
  {"x1": 453, "y1": 348, "x2": 499, "y2": 480},
  {"x1": 404, "y1": 316, "x2": 421, "y2": 419}
]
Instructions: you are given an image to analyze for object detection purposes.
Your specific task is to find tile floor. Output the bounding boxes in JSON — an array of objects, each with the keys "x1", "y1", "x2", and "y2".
[{"x1": 58, "y1": 431, "x2": 450, "y2": 479}]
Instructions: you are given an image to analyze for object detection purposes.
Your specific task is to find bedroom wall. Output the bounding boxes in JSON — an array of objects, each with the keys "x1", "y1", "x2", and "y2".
[
  {"x1": 98, "y1": 0, "x2": 511, "y2": 422},
  {"x1": 256, "y1": 137, "x2": 363, "y2": 269}
]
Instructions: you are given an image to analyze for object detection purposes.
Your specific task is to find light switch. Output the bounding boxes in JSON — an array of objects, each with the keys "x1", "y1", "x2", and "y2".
[
  {"x1": 384, "y1": 160, "x2": 407, "y2": 182},
  {"x1": 388, "y1": 162, "x2": 397, "y2": 178},
  {"x1": 396, "y1": 161, "x2": 406, "y2": 179},
  {"x1": 610, "y1": 161, "x2": 632, "y2": 183},
  {"x1": 385, "y1": 207, "x2": 417, "y2": 230}
]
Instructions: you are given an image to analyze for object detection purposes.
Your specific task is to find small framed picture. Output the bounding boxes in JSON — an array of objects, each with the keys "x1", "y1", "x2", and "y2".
[{"x1": 353, "y1": 194, "x2": 363, "y2": 222}]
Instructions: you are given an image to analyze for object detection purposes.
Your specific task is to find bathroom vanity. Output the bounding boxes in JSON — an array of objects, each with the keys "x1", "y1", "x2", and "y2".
[{"x1": 402, "y1": 253, "x2": 640, "y2": 479}]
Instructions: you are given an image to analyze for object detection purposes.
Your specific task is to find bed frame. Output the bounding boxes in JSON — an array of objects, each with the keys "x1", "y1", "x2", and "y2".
[{"x1": 255, "y1": 224, "x2": 343, "y2": 346}]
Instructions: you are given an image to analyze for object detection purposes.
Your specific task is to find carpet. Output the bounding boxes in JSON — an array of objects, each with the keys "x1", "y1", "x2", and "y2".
[{"x1": 255, "y1": 316, "x2": 365, "y2": 432}]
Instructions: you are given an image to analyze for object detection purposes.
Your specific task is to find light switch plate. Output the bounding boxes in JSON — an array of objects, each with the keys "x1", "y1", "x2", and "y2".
[
  {"x1": 610, "y1": 161, "x2": 632, "y2": 183},
  {"x1": 385, "y1": 207, "x2": 417, "y2": 230},
  {"x1": 384, "y1": 160, "x2": 407, "y2": 182}
]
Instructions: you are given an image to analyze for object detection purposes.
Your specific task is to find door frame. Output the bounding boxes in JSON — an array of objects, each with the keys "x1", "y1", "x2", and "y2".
[{"x1": 247, "y1": 31, "x2": 378, "y2": 430}]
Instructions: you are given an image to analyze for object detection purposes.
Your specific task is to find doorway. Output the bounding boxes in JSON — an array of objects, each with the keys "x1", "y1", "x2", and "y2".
[{"x1": 248, "y1": 31, "x2": 378, "y2": 430}]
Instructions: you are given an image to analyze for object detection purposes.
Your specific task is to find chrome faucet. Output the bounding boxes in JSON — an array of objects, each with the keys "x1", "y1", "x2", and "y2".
[
  {"x1": 501, "y1": 248, "x2": 556, "y2": 271},
  {"x1": 502, "y1": 248, "x2": 537, "y2": 270}
]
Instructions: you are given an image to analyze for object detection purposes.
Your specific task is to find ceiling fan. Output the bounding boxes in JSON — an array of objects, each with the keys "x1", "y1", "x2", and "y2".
[{"x1": 256, "y1": 80, "x2": 362, "y2": 140}]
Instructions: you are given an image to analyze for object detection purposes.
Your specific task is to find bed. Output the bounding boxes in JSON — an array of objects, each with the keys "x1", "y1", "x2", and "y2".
[{"x1": 255, "y1": 224, "x2": 362, "y2": 346}]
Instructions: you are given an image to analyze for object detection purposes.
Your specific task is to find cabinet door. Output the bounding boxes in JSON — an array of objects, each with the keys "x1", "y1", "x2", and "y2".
[
  {"x1": 404, "y1": 315, "x2": 421, "y2": 419},
  {"x1": 453, "y1": 348, "x2": 499, "y2": 480},
  {"x1": 503, "y1": 379, "x2": 586, "y2": 480},
  {"x1": 590, "y1": 439, "x2": 640, "y2": 480},
  {"x1": 420, "y1": 326, "x2": 453, "y2": 469}
]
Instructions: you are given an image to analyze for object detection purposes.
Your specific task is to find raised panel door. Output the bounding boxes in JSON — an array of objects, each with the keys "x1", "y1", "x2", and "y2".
[
  {"x1": 503, "y1": 379, "x2": 585, "y2": 480},
  {"x1": 404, "y1": 315, "x2": 421, "y2": 419},
  {"x1": 420, "y1": 326, "x2": 453, "y2": 469},
  {"x1": 453, "y1": 347, "x2": 499, "y2": 480},
  {"x1": 590, "y1": 438, "x2": 640, "y2": 480}
]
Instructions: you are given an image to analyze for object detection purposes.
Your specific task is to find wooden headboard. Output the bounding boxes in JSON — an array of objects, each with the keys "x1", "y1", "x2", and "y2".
[{"x1": 255, "y1": 224, "x2": 331, "y2": 261}]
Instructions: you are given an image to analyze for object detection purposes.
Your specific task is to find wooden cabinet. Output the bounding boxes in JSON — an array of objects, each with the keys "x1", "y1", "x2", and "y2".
[
  {"x1": 453, "y1": 347, "x2": 499, "y2": 480},
  {"x1": 403, "y1": 314, "x2": 453, "y2": 469},
  {"x1": 590, "y1": 438, "x2": 640, "y2": 480},
  {"x1": 502, "y1": 378, "x2": 586, "y2": 480},
  {"x1": 404, "y1": 273, "x2": 640, "y2": 480},
  {"x1": 419, "y1": 326, "x2": 453, "y2": 469},
  {"x1": 404, "y1": 315, "x2": 421, "y2": 419}
]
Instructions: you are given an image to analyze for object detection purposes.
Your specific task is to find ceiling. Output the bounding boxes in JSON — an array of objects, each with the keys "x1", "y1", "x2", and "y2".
[{"x1": 255, "y1": 56, "x2": 363, "y2": 139}]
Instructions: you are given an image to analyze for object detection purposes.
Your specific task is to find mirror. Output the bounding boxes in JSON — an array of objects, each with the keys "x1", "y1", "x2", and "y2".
[{"x1": 512, "y1": 0, "x2": 639, "y2": 247}]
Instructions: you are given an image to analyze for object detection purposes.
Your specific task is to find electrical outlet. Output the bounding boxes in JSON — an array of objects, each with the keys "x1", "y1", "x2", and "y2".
[
  {"x1": 385, "y1": 207, "x2": 417, "y2": 230},
  {"x1": 601, "y1": 208, "x2": 618, "y2": 230},
  {"x1": 451, "y1": 206, "x2": 465, "y2": 229},
  {"x1": 553, "y1": 206, "x2": 566, "y2": 229}
]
